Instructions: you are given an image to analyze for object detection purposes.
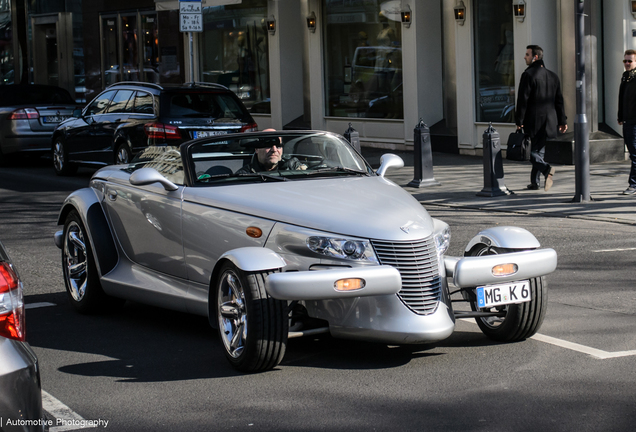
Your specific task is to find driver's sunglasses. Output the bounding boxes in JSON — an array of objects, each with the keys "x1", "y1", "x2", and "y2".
[
  {"x1": 263, "y1": 143, "x2": 283, "y2": 149},
  {"x1": 624, "y1": 60, "x2": 634, "y2": 63}
]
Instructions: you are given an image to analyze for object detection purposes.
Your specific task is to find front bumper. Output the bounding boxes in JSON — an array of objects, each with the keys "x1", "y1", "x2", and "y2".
[{"x1": 265, "y1": 265, "x2": 402, "y2": 300}]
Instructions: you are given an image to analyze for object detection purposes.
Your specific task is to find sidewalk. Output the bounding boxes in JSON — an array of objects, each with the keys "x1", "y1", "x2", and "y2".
[{"x1": 361, "y1": 148, "x2": 636, "y2": 225}]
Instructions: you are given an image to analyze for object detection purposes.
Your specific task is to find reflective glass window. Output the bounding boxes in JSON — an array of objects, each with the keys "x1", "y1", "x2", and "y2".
[
  {"x1": 121, "y1": 14, "x2": 139, "y2": 81},
  {"x1": 107, "y1": 90, "x2": 134, "y2": 113},
  {"x1": 132, "y1": 91, "x2": 154, "y2": 115},
  {"x1": 140, "y1": 13, "x2": 159, "y2": 84},
  {"x1": 199, "y1": 0, "x2": 270, "y2": 114},
  {"x1": 324, "y1": 0, "x2": 403, "y2": 119},
  {"x1": 86, "y1": 90, "x2": 116, "y2": 115},
  {"x1": 102, "y1": 16, "x2": 120, "y2": 86},
  {"x1": 0, "y1": 0, "x2": 14, "y2": 85},
  {"x1": 473, "y1": 0, "x2": 515, "y2": 123}
]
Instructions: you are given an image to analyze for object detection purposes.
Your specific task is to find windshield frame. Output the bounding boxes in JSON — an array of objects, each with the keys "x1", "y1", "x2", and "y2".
[{"x1": 181, "y1": 130, "x2": 374, "y2": 187}]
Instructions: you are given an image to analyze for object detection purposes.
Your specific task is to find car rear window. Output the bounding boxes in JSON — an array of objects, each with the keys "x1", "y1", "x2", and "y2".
[
  {"x1": 164, "y1": 92, "x2": 250, "y2": 121},
  {"x1": 0, "y1": 85, "x2": 76, "y2": 106}
]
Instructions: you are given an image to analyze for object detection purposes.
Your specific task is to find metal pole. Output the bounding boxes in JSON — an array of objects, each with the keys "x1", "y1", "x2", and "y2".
[
  {"x1": 189, "y1": 32, "x2": 195, "y2": 83},
  {"x1": 573, "y1": 0, "x2": 591, "y2": 202}
]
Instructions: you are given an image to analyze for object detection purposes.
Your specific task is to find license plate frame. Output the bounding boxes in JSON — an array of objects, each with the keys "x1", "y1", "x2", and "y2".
[
  {"x1": 42, "y1": 115, "x2": 70, "y2": 123},
  {"x1": 476, "y1": 280, "x2": 531, "y2": 308},
  {"x1": 194, "y1": 130, "x2": 228, "y2": 139}
]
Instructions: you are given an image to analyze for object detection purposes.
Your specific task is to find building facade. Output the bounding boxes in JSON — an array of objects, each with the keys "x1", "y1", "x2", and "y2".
[{"x1": 4, "y1": 0, "x2": 635, "y2": 159}]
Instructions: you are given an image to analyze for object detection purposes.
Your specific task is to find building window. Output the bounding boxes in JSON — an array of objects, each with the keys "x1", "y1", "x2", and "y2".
[
  {"x1": 324, "y1": 0, "x2": 403, "y2": 119},
  {"x1": 0, "y1": 0, "x2": 13, "y2": 85},
  {"x1": 199, "y1": 0, "x2": 270, "y2": 114},
  {"x1": 473, "y1": 0, "x2": 515, "y2": 123}
]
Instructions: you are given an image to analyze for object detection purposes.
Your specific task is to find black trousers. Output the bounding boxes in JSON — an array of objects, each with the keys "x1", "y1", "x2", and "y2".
[{"x1": 529, "y1": 129, "x2": 552, "y2": 186}]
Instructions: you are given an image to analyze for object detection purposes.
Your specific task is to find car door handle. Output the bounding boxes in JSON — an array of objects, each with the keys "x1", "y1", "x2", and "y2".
[{"x1": 108, "y1": 190, "x2": 117, "y2": 201}]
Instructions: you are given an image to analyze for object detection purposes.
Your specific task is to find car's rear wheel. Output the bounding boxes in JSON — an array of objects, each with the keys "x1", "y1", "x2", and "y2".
[
  {"x1": 53, "y1": 138, "x2": 78, "y2": 176},
  {"x1": 115, "y1": 143, "x2": 132, "y2": 165},
  {"x1": 465, "y1": 244, "x2": 547, "y2": 342},
  {"x1": 215, "y1": 262, "x2": 287, "y2": 372},
  {"x1": 62, "y1": 210, "x2": 123, "y2": 313}
]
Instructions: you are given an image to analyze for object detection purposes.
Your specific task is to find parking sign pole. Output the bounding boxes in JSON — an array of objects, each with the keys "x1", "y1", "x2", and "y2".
[{"x1": 179, "y1": 0, "x2": 203, "y2": 84}]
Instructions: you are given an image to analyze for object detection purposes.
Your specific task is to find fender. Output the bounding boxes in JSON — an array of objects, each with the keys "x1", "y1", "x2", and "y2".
[
  {"x1": 54, "y1": 188, "x2": 119, "y2": 277},
  {"x1": 217, "y1": 247, "x2": 287, "y2": 272},
  {"x1": 464, "y1": 226, "x2": 540, "y2": 253}
]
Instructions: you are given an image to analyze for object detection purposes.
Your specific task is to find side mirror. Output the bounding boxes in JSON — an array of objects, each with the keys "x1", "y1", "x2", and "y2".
[
  {"x1": 129, "y1": 167, "x2": 179, "y2": 191},
  {"x1": 376, "y1": 153, "x2": 404, "y2": 177}
]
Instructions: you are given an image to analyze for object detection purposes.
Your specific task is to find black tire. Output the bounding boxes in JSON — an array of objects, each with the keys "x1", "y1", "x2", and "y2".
[
  {"x1": 465, "y1": 244, "x2": 548, "y2": 342},
  {"x1": 53, "y1": 138, "x2": 78, "y2": 176},
  {"x1": 115, "y1": 142, "x2": 132, "y2": 165},
  {"x1": 62, "y1": 210, "x2": 123, "y2": 313},
  {"x1": 215, "y1": 262, "x2": 288, "y2": 372}
]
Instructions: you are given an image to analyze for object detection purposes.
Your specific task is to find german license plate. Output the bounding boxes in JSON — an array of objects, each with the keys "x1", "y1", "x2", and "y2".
[
  {"x1": 476, "y1": 280, "x2": 531, "y2": 308},
  {"x1": 194, "y1": 130, "x2": 227, "y2": 139},
  {"x1": 43, "y1": 115, "x2": 69, "y2": 123}
]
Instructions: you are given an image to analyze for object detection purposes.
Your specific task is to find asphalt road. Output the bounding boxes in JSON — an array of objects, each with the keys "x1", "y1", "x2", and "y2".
[{"x1": 0, "y1": 160, "x2": 635, "y2": 432}]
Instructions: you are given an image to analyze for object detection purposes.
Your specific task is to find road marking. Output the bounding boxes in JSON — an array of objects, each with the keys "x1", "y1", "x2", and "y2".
[
  {"x1": 25, "y1": 302, "x2": 57, "y2": 309},
  {"x1": 42, "y1": 390, "x2": 97, "y2": 431},
  {"x1": 459, "y1": 318, "x2": 636, "y2": 359},
  {"x1": 592, "y1": 247, "x2": 636, "y2": 252}
]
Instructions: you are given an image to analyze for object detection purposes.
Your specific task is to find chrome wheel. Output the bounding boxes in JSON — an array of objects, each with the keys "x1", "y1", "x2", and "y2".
[
  {"x1": 217, "y1": 268, "x2": 247, "y2": 359},
  {"x1": 115, "y1": 144, "x2": 131, "y2": 165},
  {"x1": 63, "y1": 220, "x2": 88, "y2": 302}
]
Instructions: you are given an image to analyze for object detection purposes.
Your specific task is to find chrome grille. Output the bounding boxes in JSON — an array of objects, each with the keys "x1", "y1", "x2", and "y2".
[{"x1": 371, "y1": 237, "x2": 442, "y2": 315}]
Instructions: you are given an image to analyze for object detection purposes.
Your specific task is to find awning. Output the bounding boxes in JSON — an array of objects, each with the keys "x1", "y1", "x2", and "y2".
[{"x1": 154, "y1": 0, "x2": 242, "y2": 11}]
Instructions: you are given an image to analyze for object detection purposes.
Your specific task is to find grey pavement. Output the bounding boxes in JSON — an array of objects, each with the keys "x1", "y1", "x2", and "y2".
[{"x1": 361, "y1": 148, "x2": 636, "y2": 225}]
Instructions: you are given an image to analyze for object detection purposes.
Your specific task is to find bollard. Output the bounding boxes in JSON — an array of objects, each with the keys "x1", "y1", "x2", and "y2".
[
  {"x1": 477, "y1": 123, "x2": 513, "y2": 197},
  {"x1": 344, "y1": 123, "x2": 361, "y2": 153},
  {"x1": 408, "y1": 119, "x2": 440, "y2": 188}
]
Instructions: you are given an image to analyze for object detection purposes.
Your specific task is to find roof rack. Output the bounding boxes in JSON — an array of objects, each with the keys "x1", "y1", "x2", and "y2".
[
  {"x1": 183, "y1": 82, "x2": 229, "y2": 91},
  {"x1": 106, "y1": 81, "x2": 164, "y2": 91}
]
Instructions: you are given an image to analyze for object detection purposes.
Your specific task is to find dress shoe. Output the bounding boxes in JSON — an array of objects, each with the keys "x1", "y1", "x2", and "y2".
[{"x1": 527, "y1": 184, "x2": 539, "y2": 190}]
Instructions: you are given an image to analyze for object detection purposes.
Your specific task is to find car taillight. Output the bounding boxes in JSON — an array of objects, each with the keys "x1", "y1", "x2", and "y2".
[
  {"x1": 144, "y1": 122, "x2": 182, "y2": 140},
  {"x1": 0, "y1": 262, "x2": 25, "y2": 342},
  {"x1": 240, "y1": 122, "x2": 258, "y2": 133},
  {"x1": 8, "y1": 108, "x2": 40, "y2": 120}
]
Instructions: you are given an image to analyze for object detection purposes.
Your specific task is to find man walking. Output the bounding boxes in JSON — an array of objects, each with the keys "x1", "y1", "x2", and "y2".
[
  {"x1": 618, "y1": 49, "x2": 636, "y2": 195},
  {"x1": 515, "y1": 45, "x2": 567, "y2": 191}
]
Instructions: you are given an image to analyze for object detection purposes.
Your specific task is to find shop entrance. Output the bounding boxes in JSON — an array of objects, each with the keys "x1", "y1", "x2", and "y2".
[{"x1": 31, "y1": 13, "x2": 74, "y2": 95}]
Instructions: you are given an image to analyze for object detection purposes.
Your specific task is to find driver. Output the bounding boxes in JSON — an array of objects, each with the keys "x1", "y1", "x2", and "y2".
[{"x1": 236, "y1": 134, "x2": 306, "y2": 174}]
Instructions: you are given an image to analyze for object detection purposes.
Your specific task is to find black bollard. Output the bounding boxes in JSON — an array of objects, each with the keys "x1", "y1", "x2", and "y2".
[
  {"x1": 344, "y1": 123, "x2": 361, "y2": 153},
  {"x1": 477, "y1": 123, "x2": 513, "y2": 197},
  {"x1": 408, "y1": 119, "x2": 440, "y2": 188}
]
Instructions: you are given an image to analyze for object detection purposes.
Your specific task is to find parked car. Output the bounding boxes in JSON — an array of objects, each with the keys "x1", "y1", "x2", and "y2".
[
  {"x1": 0, "y1": 240, "x2": 46, "y2": 431},
  {"x1": 51, "y1": 81, "x2": 258, "y2": 176},
  {"x1": 54, "y1": 130, "x2": 557, "y2": 372},
  {"x1": 0, "y1": 84, "x2": 79, "y2": 165}
]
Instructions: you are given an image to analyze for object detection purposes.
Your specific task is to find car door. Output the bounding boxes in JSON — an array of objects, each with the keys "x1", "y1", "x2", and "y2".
[
  {"x1": 90, "y1": 89, "x2": 135, "y2": 164},
  {"x1": 65, "y1": 90, "x2": 116, "y2": 160},
  {"x1": 102, "y1": 147, "x2": 187, "y2": 280}
]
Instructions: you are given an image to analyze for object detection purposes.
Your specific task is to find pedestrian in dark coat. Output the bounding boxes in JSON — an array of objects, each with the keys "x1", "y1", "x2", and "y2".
[
  {"x1": 515, "y1": 45, "x2": 567, "y2": 191},
  {"x1": 618, "y1": 49, "x2": 636, "y2": 195}
]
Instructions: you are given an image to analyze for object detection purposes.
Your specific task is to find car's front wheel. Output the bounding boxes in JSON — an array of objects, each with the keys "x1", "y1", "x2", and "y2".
[
  {"x1": 465, "y1": 244, "x2": 547, "y2": 342},
  {"x1": 215, "y1": 262, "x2": 288, "y2": 372},
  {"x1": 53, "y1": 138, "x2": 78, "y2": 176},
  {"x1": 62, "y1": 210, "x2": 123, "y2": 313}
]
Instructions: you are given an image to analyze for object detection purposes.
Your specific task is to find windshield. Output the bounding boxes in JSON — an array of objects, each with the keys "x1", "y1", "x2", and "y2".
[{"x1": 187, "y1": 132, "x2": 372, "y2": 185}]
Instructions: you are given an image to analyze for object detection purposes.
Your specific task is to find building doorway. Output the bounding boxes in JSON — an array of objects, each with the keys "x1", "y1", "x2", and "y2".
[{"x1": 31, "y1": 13, "x2": 74, "y2": 95}]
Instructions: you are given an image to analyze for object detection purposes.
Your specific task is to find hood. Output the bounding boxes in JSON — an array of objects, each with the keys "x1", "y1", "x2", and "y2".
[{"x1": 183, "y1": 176, "x2": 435, "y2": 241}]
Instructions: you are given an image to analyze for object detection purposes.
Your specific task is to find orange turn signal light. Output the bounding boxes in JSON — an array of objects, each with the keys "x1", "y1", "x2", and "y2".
[
  {"x1": 334, "y1": 278, "x2": 365, "y2": 291},
  {"x1": 492, "y1": 263, "x2": 518, "y2": 276},
  {"x1": 246, "y1": 227, "x2": 262, "y2": 238}
]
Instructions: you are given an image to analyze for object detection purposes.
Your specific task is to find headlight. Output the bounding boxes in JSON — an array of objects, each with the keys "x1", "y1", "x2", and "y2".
[
  {"x1": 433, "y1": 220, "x2": 451, "y2": 255},
  {"x1": 306, "y1": 236, "x2": 379, "y2": 263}
]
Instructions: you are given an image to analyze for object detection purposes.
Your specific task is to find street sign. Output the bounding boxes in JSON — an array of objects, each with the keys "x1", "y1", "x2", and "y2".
[
  {"x1": 180, "y1": 1, "x2": 202, "y2": 14},
  {"x1": 180, "y1": 13, "x2": 203, "y2": 32}
]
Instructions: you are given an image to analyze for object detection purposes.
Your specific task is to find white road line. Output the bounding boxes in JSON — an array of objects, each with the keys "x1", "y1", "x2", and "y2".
[
  {"x1": 42, "y1": 390, "x2": 96, "y2": 431},
  {"x1": 592, "y1": 247, "x2": 636, "y2": 252},
  {"x1": 459, "y1": 318, "x2": 636, "y2": 359},
  {"x1": 25, "y1": 302, "x2": 57, "y2": 309}
]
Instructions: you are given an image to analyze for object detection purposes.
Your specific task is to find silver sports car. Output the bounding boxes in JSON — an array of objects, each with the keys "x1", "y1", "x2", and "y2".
[{"x1": 54, "y1": 130, "x2": 557, "y2": 372}]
